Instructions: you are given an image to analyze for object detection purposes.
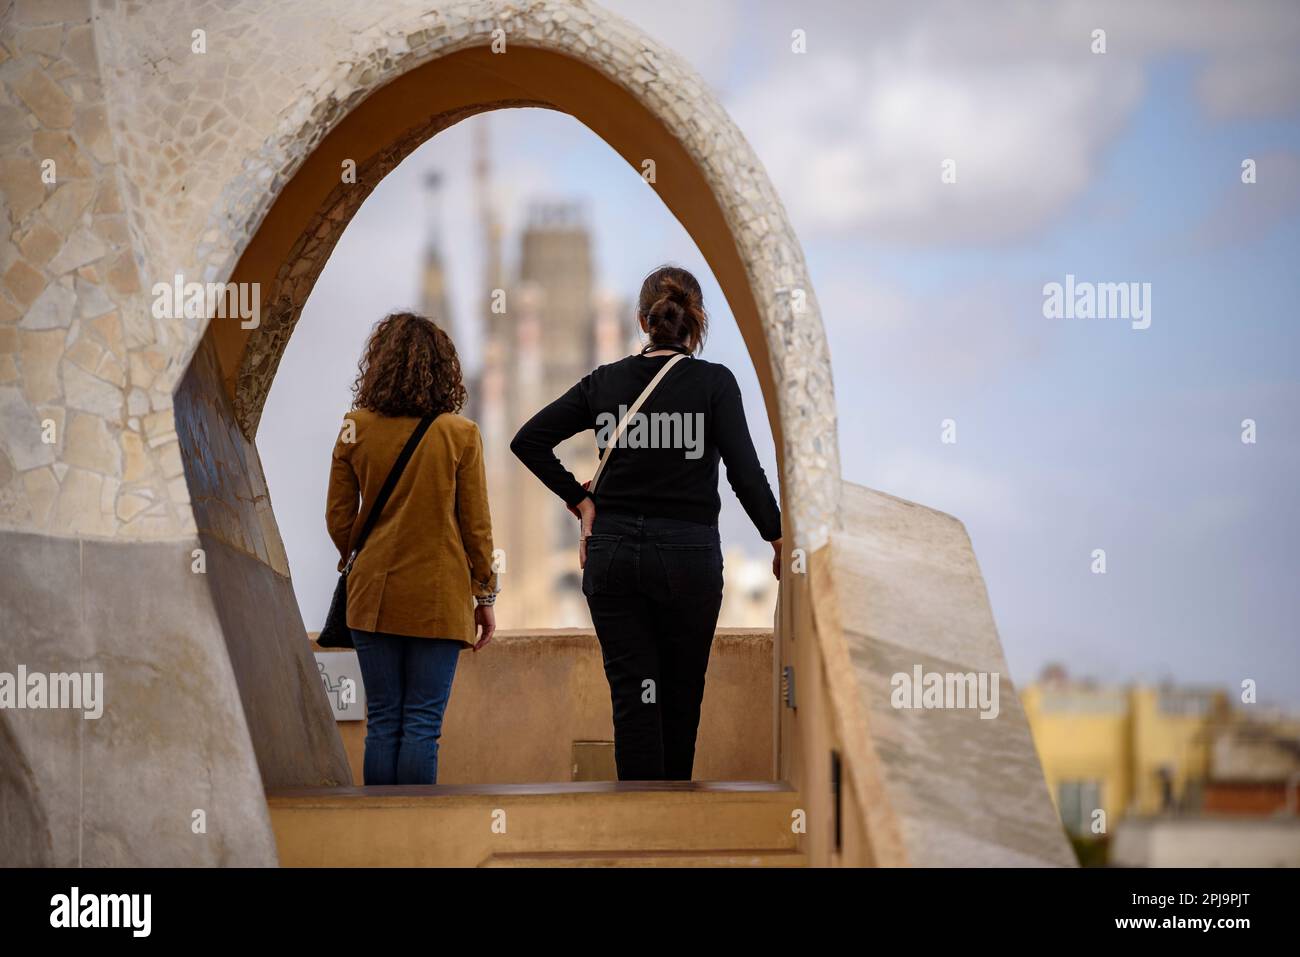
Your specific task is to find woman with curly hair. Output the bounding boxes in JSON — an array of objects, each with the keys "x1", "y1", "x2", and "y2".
[{"x1": 326, "y1": 311, "x2": 497, "y2": 785}]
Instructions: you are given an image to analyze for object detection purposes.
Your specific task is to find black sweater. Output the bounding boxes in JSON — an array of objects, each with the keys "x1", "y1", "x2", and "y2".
[{"x1": 509, "y1": 353, "x2": 783, "y2": 542}]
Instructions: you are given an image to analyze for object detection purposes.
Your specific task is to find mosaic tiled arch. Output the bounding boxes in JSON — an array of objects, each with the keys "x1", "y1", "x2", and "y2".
[{"x1": 198, "y1": 0, "x2": 842, "y2": 550}]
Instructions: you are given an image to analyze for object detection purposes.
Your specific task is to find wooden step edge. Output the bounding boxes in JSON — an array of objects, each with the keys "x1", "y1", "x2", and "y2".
[
  {"x1": 479, "y1": 848, "x2": 808, "y2": 868},
  {"x1": 268, "y1": 780, "x2": 798, "y2": 808}
]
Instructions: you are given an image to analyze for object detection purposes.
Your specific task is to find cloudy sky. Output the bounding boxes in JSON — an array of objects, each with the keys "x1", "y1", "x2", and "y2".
[{"x1": 260, "y1": 0, "x2": 1300, "y2": 706}]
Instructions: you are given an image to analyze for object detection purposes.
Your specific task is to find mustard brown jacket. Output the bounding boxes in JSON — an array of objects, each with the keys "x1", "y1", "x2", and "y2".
[{"x1": 326, "y1": 410, "x2": 497, "y2": 645}]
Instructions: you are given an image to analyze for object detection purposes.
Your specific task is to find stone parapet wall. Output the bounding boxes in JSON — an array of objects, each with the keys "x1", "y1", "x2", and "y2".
[
  {"x1": 827, "y1": 482, "x2": 1077, "y2": 866},
  {"x1": 321, "y1": 628, "x2": 777, "y2": 786},
  {"x1": 0, "y1": 527, "x2": 279, "y2": 865}
]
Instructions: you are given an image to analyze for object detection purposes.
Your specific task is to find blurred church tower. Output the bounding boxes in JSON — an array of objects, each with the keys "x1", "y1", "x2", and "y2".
[
  {"x1": 424, "y1": 119, "x2": 775, "y2": 629},
  {"x1": 420, "y1": 171, "x2": 452, "y2": 329},
  {"x1": 455, "y1": 121, "x2": 635, "y2": 628}
]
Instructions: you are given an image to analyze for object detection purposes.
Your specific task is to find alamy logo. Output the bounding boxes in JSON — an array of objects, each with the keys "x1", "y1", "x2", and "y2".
[
  {"x1": 0, "y1": 666, "x2": 102, "y2": 719},
  {"x1": 595, "y1": 407, "x2": 705, "y2": 460},
  {"x1": 151, "y1": 273, "x2": 260, "y2": 329},
  {"x1": 1042, "y1": 274, "x2": 1151, "y2": 330},
  {"x1": 50, "y1": 887, "x2": 151, "y2": 937},
  {"x1": 890, "y1": 665, "x2": 1000, "y2": 720}
]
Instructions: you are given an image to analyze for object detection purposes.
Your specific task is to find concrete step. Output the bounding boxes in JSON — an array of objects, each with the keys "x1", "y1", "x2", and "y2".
[{"x1": 268, "y1": 780, "x2": 802, "y2": 867}]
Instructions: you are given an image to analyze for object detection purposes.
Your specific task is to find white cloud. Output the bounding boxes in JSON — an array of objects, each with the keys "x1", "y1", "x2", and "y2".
[
  {"x1": 1198, "y1": 51, "x2": 1300, "y2": 118},
  {"x1": 596, "y1": 0, "x2": 743, "y2": 89},
  {"x1": 870, "y1": 448, "x2": 1023, "y2": 529},
  {"x1": 730, "y1": 13, "x2": 1142, "y2": 242},
  {"x1": 1095, "y1": 0, "x2": 1300, "y2": 116},
  {"x1": 820, "y1": 272, "x2": 1047, "y2": 386},
  {"x1": 721, "y1": 0, "x2": 1300, "y2": 243},
  {"x1": 1188, "y1": 150, "x2": 1300, "y2": 249}
]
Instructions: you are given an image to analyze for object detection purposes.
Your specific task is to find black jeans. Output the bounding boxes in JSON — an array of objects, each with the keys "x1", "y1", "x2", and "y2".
[{"x1": 582, "y1": 511, "x2": 725, "y2": 781}]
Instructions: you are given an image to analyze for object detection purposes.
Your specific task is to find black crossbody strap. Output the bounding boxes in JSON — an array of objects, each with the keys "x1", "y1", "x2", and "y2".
[{"x1": 345, "y1": 415, "x2": 434, "y2": 571}]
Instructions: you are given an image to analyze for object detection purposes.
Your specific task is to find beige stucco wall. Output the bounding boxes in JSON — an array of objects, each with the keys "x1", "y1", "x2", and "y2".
[
  {"x1": 324, "y1": 629, "x2": 776, "y2": 786},
  {"x1": 174, "y1": 332, "x2": 352, "y2": 790},
  {"x1": 825, "y1": 482, "x2": 1076, "y2": 866}
]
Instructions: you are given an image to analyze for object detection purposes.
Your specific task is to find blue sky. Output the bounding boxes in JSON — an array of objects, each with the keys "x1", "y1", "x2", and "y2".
[{"x1": 261, "y1": 1, "x2": 1300, "y2": 706}]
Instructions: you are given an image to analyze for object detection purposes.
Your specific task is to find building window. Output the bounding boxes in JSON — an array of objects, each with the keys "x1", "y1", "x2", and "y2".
[
  {"x1": 1058, "y1": 780, "x2": 1102, "y2": 836},
  {"x1": 1157, "y1": 690, "x2": 1214, "y2": 716}
]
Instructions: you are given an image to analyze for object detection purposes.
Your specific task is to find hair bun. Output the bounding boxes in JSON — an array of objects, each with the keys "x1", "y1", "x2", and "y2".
[
  {"x1": 660, "y1": 275, "x2": 691, "y2": 303},
  {"x1": 646, "y1": 291, "x2": 688, "y2": 342},
  {"x1": 637, "y1": 265, "x2": 709, "y2": 353}
]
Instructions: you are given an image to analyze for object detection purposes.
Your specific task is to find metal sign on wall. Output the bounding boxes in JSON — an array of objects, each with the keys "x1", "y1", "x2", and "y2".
[{"x1": 315, "y1": 651, "x2": 366, "y2": 721}]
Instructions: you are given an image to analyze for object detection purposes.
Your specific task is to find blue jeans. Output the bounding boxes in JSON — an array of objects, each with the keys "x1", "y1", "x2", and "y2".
[{"x1": 350, "y1": 630, "x2": 461, "y2": 785}]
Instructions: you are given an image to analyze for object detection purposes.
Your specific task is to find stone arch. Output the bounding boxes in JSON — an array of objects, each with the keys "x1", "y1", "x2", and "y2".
[
  {"x1": 171, "y1": 4, "x2": 844, "y2": 811},
  {"x1": 193, "y1": 13, "x2": 841, "y2": 554}
]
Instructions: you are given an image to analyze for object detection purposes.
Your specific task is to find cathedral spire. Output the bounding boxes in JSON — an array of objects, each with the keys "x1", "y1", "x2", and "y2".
[
  {"x1": 420, "y1": 170, "x2": 451, "y2": 328},
  {"x1": 475, "y1": 120, "x2": 504, "y2": 335}
]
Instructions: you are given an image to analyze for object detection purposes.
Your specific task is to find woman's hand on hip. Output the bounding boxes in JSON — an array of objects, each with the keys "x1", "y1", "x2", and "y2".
[
  {"x1": 472, "y1": 604, "x2": 496, "y2": 652},
  {"x1": 770, "y1": 537, "x2": 783, "y2": 581},
  {"x1": 577, "y1": 496, "x2": 596, "y2": 569}
]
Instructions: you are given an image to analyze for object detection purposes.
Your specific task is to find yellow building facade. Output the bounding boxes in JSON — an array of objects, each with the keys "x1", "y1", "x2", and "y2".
[{"x1": 1022, "y1": 681, "x2": 1228, "y2": 835}]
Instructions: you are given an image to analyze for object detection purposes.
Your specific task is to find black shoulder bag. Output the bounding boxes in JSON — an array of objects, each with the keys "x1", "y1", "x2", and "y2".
[{"x1": 317, "y1": 415, "x2": 435, "y2": 648}]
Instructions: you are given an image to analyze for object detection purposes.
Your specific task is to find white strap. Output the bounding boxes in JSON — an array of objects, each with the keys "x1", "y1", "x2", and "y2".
[{"x1": 589, "y1": 353, "x2": 688, "y2": 493}]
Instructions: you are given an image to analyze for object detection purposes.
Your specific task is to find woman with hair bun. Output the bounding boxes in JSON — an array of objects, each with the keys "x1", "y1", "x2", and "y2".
[{"x1": 511, "y1": 265, "x2": 782, "y2": 781}]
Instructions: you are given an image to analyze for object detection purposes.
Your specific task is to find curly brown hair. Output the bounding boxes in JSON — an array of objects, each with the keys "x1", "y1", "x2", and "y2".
[{"x1": 352, "y1": 312, "x2": 467, "y2": 418}]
